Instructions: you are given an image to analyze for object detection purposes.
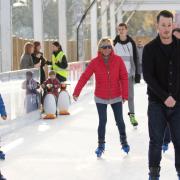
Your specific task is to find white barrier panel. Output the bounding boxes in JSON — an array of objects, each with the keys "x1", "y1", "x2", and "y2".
[
  {"x1": 0, "y1": 69, "x2": 41, "y2": 136},
  {"x1": 0, "y1": 62, "x2": 94, "y2": 136},
  {"x1": 67, "y1": 61, "x2": 94, "y2": 98}
]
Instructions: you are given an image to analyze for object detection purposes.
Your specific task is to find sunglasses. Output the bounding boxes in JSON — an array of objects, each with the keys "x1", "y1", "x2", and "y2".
[{"x1": 101, "y1": 45, "x2": 112, "y2": 49}]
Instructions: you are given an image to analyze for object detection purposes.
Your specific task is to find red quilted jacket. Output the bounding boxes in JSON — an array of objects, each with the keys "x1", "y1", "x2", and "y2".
[{"x1": 73, "y1": 51, "x2": 128, "y2": 100}]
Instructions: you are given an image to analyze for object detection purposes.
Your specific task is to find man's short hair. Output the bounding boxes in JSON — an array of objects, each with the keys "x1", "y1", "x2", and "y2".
[
  {"x1": 157, "y1": 10, "x2": 173, "y2": 23},
  {"x1": 118, "y1": 23, "x2": 128, "y2": 29},
  {"x1": 173, "y1": 28, "x2": 180, "y2": 34}
]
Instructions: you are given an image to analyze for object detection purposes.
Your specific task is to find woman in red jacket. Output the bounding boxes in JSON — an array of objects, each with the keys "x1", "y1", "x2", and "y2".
[{"x1": 73, "y1": 38, "x2": 129, "y2": 157}]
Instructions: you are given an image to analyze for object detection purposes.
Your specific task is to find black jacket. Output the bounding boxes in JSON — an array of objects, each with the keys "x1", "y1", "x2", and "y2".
[
  {"x1": 47, "y1": 50, "x2": 68, "y2": 69},
  {"x1": 32, "y1": 52, "x2": 46, "y2": 84},
  {"x1": 142, "y1": 35, "x2": 180, "y2": 103}
]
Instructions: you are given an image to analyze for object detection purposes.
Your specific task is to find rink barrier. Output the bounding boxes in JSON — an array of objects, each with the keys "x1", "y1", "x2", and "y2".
[
  {"x1": 0, "y1": 68, "x2": 40, "y2": 137},
  {"x1": 0, "y1": 61, "x2": 94, "y2": 136}
]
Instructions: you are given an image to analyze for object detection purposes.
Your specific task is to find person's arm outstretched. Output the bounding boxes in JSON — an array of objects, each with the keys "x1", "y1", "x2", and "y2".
[{"x1": 73, "y1": 61, "x2": 94, "y2": 101}]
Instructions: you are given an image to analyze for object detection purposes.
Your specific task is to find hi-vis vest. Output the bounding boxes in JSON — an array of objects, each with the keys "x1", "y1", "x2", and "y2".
[{"x1": 52, "y1": 51, "x2": 68, "y2": 79}]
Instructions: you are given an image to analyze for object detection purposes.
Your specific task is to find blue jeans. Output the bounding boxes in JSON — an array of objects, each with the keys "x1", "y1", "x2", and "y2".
[
  {"x1": 148, "y1": 101, "x2": 180, "y2": 172},
  {"x1": 163, "y1": 126, "x2": 171, "y2": 144},
  {"x1": 96, "y1": 102, "x2": 127, "y2": 144}
]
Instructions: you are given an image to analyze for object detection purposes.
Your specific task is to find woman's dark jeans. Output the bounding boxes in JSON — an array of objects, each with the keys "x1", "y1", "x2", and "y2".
[{"x1": 96, "y1": 102, "x2": 127, "y2": 145}]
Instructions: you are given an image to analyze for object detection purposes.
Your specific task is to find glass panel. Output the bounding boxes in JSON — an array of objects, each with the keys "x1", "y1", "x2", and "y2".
[
  {"x1": 0, "y1": 68, "x2": 40, "y2": 123},
  {"x1": 11, "y1": 0, "x2": 33, "y2": 38},
  {"x1": 66, "y1": 0, "x2": 92, "y2": 61},
  {"x1": 43, "y1": 0, "x2": 58, "y2": 40},
  {"x1": 66, "y1": 0, "x2": 84, "y2": 62}
]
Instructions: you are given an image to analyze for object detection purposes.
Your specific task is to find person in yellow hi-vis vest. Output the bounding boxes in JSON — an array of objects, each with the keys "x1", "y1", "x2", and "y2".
[{"x1": 47, "y1": 41, "x2": 68, "y2": 82}]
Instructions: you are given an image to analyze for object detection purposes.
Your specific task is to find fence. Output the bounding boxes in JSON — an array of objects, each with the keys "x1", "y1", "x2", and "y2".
[
  {"x1": 12, "y1": 37, "x2": 91, "y2": 71},
  {"x1": 12, "y1": 36, "x2": 151, "y2": 71},
  {"x1": 0, "y1": 61, "x2": 94, "y2": 137}
]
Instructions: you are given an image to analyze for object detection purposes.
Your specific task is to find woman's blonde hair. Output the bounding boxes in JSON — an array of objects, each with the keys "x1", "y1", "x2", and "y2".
[
  {"x1": 23, "y1": 42, "x2": 33, "y2": 55},
  {"x1": 97, "y1": 37, "x2": 114, "y2": 52}
]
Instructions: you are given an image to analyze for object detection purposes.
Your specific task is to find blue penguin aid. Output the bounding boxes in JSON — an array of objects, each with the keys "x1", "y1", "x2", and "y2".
[
  {"x1": 43, "y1": 93, "x2": 57, "y2": 119},
  {"x1": 57, "y1": 83, "x2": 71, "y2": 115}
]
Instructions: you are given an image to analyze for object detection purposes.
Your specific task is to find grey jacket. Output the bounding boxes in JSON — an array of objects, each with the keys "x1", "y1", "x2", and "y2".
[
  {"x1": 114, "y1": 40, "x2": 136, "y2": 77},
  {"x1": 20, "y1": 54, "x2": 34, "y2": 69}
]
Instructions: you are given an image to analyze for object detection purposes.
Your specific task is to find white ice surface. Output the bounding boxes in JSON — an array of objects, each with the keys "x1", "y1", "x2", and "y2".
[{"x1": 0, "y1": 82, "x2": 177, "y2": 180}]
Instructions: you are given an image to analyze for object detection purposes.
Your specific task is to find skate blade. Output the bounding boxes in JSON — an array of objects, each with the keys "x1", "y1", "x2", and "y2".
[
  {"x1": 95, "y1": 151, "x2": 104, "y2": 158},
  {"x1": 122, "y1": 147, "x2": 130, "y2": 154},
  {"x1": 96, "y1": 153, "x2": 104, "y2": 159},
  {"x1": 123, "y1": 151, "x2": 129, "y2": 155},
  {"x1": 133, "y1": 126, "x2": 138, "y2": 130}
]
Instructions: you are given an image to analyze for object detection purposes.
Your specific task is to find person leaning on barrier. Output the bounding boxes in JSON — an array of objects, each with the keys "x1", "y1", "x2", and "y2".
[
  {"x1": 22, "y1": 71, "x2": 40, "y2": 113},
  {"x1": 47, "y1": 41, "x2": 68, "y2": 83},
  {"x1": 73, "y1": 37, "x2": 130, "y2": 157},
  {"x1": 32, "y1": 41, "x2": 47, "y2": 84},
  {"x1": 22, "y1": 71, "x2": 40, "y2": 95},
  {"x1": 20, "y1": 42, "x2": 41, "y2": 70}
]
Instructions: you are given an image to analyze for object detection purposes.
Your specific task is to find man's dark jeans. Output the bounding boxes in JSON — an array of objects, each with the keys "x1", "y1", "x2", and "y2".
[
  {"x1": 163, "y1": 126, "x2": 171, "y2": 144},
  {"x1": 148, "y1": 101, "x2": 180, "y2": 172}
]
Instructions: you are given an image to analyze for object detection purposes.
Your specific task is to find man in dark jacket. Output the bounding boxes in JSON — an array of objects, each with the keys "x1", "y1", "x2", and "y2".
[
  {"x1": 162, "y1": 28, "x2": 180, "y2": 153},
  {"x1": 143, "y1": 10, "x2": 180, "y2": 180},
  {"x1": 114, "y1": 23, "x2": 140, "y2": 127}
]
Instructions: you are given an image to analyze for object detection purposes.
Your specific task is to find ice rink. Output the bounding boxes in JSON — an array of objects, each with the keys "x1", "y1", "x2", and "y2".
[{"x1": 0, "y1": 82, "x2": 177, "y2": 180}]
